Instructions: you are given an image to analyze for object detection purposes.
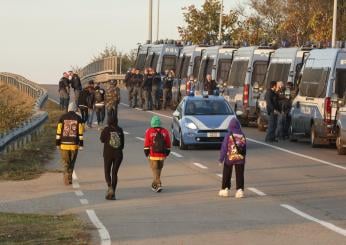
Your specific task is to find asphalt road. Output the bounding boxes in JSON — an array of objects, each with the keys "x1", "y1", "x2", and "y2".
[{"x1": 16, "y1": 84, "x2": 346, "y2": 244}]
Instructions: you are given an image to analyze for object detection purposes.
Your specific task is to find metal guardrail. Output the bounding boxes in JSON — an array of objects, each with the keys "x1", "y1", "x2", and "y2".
[
  {"x1": 79, "y1": 56, "x2": 125, "y2": 84},
  {"x1": 0, "y1": 72, "x2": 48, "y2": 154}
]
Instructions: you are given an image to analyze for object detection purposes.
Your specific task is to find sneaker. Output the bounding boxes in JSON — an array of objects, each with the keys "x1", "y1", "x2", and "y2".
[
  {"x1": 235, "y1": 189, "x2": 244, "y2": 198},
  {"x1": 156, "y1": 184, "x2": 162, "y2": 193},
  {"x1": 151, "y1": 184, "x2": 157, "y2": 192},
  {"x1": 218, "y1": 188, "x2": 230, "y2": 197},
  {"x1": 105, "y1": 186, "x2": 114, "y2": 200}
]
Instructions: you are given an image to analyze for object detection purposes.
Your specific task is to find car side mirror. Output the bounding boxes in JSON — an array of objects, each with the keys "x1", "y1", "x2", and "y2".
[{"x1": 173, "y1": 111, "x2": 180, "y2": 118}]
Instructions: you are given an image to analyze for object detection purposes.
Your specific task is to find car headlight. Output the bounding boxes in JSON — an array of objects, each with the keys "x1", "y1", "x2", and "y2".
[{"x1": 185, "y1": 122, "x2": 197, "y2": 130}]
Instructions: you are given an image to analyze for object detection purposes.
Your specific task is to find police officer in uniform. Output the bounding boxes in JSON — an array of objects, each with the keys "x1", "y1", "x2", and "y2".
[
  {"x1": 132, "y1": 69, "x2": 144, "y2": 108},
  {"x1": 124, "y1": 68, "x2": 135, "y2": 107}
]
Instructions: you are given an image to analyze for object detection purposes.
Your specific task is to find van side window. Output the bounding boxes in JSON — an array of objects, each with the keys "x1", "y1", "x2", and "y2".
[
  {"x1": 135, "y1": 54, "x2": 147, "y2": 70},
  {"x1": 335, "y1": 69, "x2": 346, "y2": 98},
  {"x1": 264, "y1": 63, "x2": 290, "y2": 88},
  {"x1": 299, "y1": 68, "x2": 330, "y2": 98},
  {"x1": 181, "y1": 57, "x2": 191, "y2": 79},
  {"x1": 217, "y1": 59, "x2": 232, "y2": 82},
  {"x1": 193, "y1": 56, "x2": 201, "y2": 79},
  {"x1": 228, "y1": 60, "x2": 248, "y2": 87},
  {"x1": 251, "y1": 61, "x2": 268, "y2": 87},
  {"x1": 161, "y1": 55, "x2": 176, "y2": 73}
]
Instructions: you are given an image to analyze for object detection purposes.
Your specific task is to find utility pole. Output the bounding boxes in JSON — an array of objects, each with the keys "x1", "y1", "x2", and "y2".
[
  {"x1": 156, "y1": 0, "x2": 160, "y2": 41},
  {"x1": 332, "y1": 0, "x2": 338, "y2": 48},
  {"x1": 148, "y1": 0, "x2": 153, "y2": 43},
  {"x1": 218, "y1": 0, "x2": 223, "y2": 42}
]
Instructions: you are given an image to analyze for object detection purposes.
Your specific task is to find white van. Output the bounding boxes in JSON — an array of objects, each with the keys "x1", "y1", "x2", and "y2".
[
  {"x1": 225, "y1": 46, "x2": 274, "y2": 125},
  {"x1": 135, "y1": 43, "x2": 152, "y2": 71},
  {"x1": 290, "y1": 48, "x2": 346, "y2": 147},
  {"x1": 257, "y1": 47, "x2": 312, "y2": 130}
]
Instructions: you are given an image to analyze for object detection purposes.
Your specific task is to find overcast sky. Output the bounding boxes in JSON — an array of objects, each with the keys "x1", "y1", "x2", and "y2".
[{"x1": 0, "y1": 0, "x2": 246, "y2": 84}]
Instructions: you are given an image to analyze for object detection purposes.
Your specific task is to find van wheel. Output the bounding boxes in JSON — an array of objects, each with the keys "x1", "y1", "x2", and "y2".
[
  {"x1": 336, "y1": 129, "x2": 346, "y2": 155},
  {"x1": 257, "y1": 117, "x2": 266, "y2": 132},
  {"x1": 289, "y1": 125, "x2": 298, "y2": 142},
  {"x1": 172, "y1": 131, "x2": 179, "y2": 146},
  {"x1": 179, "y1": 131, "x2": 188, "y2": 150},
  {"x1": 310, "y1": 124, "x2": 320, "y2": 148}
]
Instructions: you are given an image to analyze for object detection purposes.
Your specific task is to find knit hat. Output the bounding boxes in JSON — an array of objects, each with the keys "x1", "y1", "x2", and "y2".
[
  {"x1": 150, "y1": 116, "x2": 161, "y2": 128},
  {"x1": 68, "y1": 102, "x2": 77, "y2": 112}
]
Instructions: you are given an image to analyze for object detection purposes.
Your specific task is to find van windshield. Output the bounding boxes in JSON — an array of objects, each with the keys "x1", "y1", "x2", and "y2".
[
  {"x1": 193, "y1": 56, "x2": 201, "y2": 78},
  {"x1": 198, "y1": 58, "x2": 214, "y2": 82},
  {"x1": 227, "y1": 60, "x2": 248, "y2": 87},
  {"x1": 265, "y1": 63, "x2": 291, "y2": 88},
  {"x1": 252, "y1": 61, "x2": 268, "y2": 86},
  {"x1": 161, "y1": 55, "x2": 176, "y2": 73},
  {"x1": 135, "y1": 54, "x2": 147, "y2": 70},
  {"x1": 181, "y1": 56, "x2": 191, "y2": 79},
  {"x1": 217, "y1": 59, "x2": 232, "y2": 82},
  {"x1": 335, "y1": 69, "x2": 346, "y2": 99},
  {"x1": 299, "y1": 68, "x2": 330, "y2": 98}
]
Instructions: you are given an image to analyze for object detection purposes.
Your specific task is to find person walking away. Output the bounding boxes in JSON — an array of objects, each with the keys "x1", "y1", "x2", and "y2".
[
  {"x1": 86, "y1": 80, "x2": 96, "y2": 128},
  {"x1": 56, "y1": 102, "x2": 84, "y2": 185},
  {"x1": 125, "y1": 68, "x2": 135, "y2": 107},
  {"x1": 69, "y1": 71, "x2": 82, "y2": 104},
  {"x1": 132, "y1": 69, "x2": 144, "y2": 108},
  {"x1": 265, "y1": 80, "x2": 279, "y2": 142},
  {"x1": 58, "y1": 72, "x2": 70, "y2": 112},
  {"x1": 162, "y1": 70, "x2": 174, "y2": 109},
  {"x1": 144, "y1": 116, "x2": 171, "y2": 192},
  {"x1": 204, "y1": 74, "x2": 217, "y2": 95},
  {"x1": 275, "y1": 81, "x2": 289, "y2": 140},
  {"x1": 218, "y1": 118, "x2": 246, "y2": 198},
  {"x1": 78, "y1": 87, "x2": 90, "y2": 124},
  {"x1": 142, "y1": 68, "x2": 153, "y2": 111},
  {"x1": 106, "y1": 80, "x2": 121, "y2": 119},
  {"x1": 100, "y1": 115, "x2": 124, "y2": 200},
  {"x1": 152, "y1": 69, "x2": 162, "y2": 110},
  {"x1": 94, "y1": 83, "x2": 106, "y2": 128}
]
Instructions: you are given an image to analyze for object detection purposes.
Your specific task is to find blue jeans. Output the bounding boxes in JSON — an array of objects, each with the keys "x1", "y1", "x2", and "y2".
[
  {"x1": 87, "y1": 108, "x2": 94, "y2": 126},
  {"x1": 265, "y1": 113, "x2": 278, "y2": 142}
]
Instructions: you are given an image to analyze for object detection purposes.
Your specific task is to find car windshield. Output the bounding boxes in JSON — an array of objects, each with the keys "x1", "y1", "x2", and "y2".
[{"x1": 185, "y1": 100, "x2": 233, "y2": 115}]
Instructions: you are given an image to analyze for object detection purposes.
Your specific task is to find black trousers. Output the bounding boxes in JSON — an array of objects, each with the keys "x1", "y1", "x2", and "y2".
[
  {"x1": 79, "y1": 106, "x2": 89, "y2": 123},
  {"x1": 104, "y1": 152, "x2": 123, "y2": 191},
  {"x1": 222, "y1": 164, "x2": 245, "y2": 190}
]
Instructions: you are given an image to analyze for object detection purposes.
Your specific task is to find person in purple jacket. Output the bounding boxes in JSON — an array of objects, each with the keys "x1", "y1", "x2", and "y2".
[{"x1": 218, "y1": 118, "x2": 247, "y2": 198}]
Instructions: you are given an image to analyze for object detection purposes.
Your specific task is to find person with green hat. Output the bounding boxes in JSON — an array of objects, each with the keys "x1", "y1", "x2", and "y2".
[{"x1": 144, "y1": 116, "x2": 171, "y2": 192}]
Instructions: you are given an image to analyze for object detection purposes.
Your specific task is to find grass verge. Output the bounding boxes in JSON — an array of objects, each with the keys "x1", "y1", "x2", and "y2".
[
  {"x1": 0, "y1": 100, "x2": 62, "y2": 180},
  {"x1": 0, "y1": 212, "x2": 90, "y2": 245}
]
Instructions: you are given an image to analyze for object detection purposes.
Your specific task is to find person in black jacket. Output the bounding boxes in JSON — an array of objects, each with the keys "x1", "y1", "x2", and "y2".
[
  {"x1": 265, "y1": 81, "x2": 279, "y2": 142},
  {"x1": 100, "y1": 116, "x2": 124, "y2": 200},
  {"x1": 124, "y1": 68, "x2": 135, "y2": 107},
  {"x1": 204, "y1": 74, "x2": 217, "y2": 95},
  {"x1": 142, "y1": 68, "x2": 153, "y2": 111},
  {"x1": 131, "y1": 69, "x2": 144, "y2": 108},
  {"x1": 162, "y1": 70, "x2": 174, "y2": 109},
  {"x1": 152, "y1": 70, "x2": 162, "y2": 110},
  {"x1": 78, "y1": 87, "x2": 90, "y2": 124},
  {"x1": 58, "y1": 72, "x2": 70, "y2": 112},
  {"x1": 69, "y1": 71, "x2": 82, "y2": 103}
]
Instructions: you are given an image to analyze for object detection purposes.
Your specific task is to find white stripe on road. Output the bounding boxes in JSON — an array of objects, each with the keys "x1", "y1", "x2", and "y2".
[
  {"x1": 247, "y1": 138, "x2": 346, "y2": 170},
  {"x1": 48, "y1": 98, "x2": 60, "y2": 105},
  {"x1": 123, "y1": 131, "x2": 130, "y2": 135},
  {"x1": 247, "y1": 187, "x2": 267, "y2": 196},
  {"x1": 120, "y1": 102, "x2": 129, "y2": 107},
  {"x1": 136, "y1": 137, "x2": 145, "y2": 141},
  {"x1": 86, "y1": 209, "x2": 111, "y2": 245},
  {"x1": 75, "y1": 190, "x2": 84, "y2": 197},
  {"x1": 171, "y1": 151, "x2": 183, "y2": 158},
  {"x1": 72, "y1": 171, "x2": 78, "y2": 180},
  {"x1": 281, "y1": 204, "x2": 346, "y2": 237},
  {"x1": 148, "y1": 110, "x2": 173, "y2": 119},
  {"x1": 216, "y1": 174, "x2": 223, "y2": 178},
  {"x1": 80, "y1": 199, "x2": 89, "y2": 205},
  {"x1": 193, "y1": 162, "x2": 208, "y2": 169},
  {"x1": 72, "y1": 182, "x2": 80, "y2": 189}
]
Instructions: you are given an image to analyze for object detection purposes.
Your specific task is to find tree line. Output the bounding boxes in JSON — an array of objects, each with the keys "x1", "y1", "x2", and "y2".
[{"x1": 178, "y1": 0, "x2": 346, "y2": 47}]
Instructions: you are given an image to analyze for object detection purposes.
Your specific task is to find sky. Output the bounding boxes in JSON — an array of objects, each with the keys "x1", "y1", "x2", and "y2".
[{"x1": 0, "y1": 0, "x2": 246, "y2": 84}]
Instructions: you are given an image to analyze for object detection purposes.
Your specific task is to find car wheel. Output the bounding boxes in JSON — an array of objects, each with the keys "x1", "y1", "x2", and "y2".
[
  {"x1": 257, "y1": 117, "x2": 266, "y2": 132},
  {"x1": 179, "y1": 131, "x2": 188, "y2": 150},
  {"x1": 336, "y1": 129, "x2": 346, "y2": 155},
  {"x1": 310, "y1": 124, "x2": 320, "y2": 148},
  {"x1": 171, "y1": 130, "x2": 179, "y2": 146},
  {"x1": 289, "y1": 125, "x2": 298, "y2": 142}
]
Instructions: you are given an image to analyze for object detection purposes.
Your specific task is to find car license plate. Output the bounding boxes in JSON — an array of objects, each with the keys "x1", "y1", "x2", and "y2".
[{"x1": 207, "y1": 132, "x2": 220, "y2": 137}]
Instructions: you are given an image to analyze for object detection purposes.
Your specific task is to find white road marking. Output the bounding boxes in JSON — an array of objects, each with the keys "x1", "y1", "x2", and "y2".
[
  {"x1": 86, "y1": 209, "x2": 111, "y2": 245},
  {"x1": 48, "y1": 98, "x2": 60, "y2": 105},
  {"x1": 123, "y1": 131, "x2": 130, "y2": 135},
  {"x1": 193, "y1": 162, "x2": 208, "y2": 169},
  {"x1": 247, "y1": 138, "x2": 346, "y2": 170},
  {"x1": 72, "y1": 182, "x2": 80, "y2": 189},
  {"x1": 171, "y1": 151, "x2": 183, "y2": 158},
  {"x1": 216, "y1": 174, "x2": 223, "y2": 178},
  {"x1": 136, "y1": 137, "x2": 145, "y2": 141},
  {"x1": 120, "y1": 102, "x2": 129, "y2": 107},
  {"x1": 148, "y1": 110, "x2": 173, "y2": 119},
  {"x1": 75, "y1": 190, "x2": 84, "y2": 197},
  {"x1": 80, "y1": 199, "x2": 89, "y2": 205},
  {"x1": 281, "y1": 204, "x2": 346, "y2": 237},
  {"x1": 72, "y1": 171, "x2": 78, "y2": 180},
  {"x1": 247, "y1": 187, "x2": 267, "y2": 196},
  {"x1": 135, "y1": 108, "x2": 143, "y2": 111}
]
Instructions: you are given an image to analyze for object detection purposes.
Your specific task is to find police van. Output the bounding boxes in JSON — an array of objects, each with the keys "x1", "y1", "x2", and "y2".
[
  {"x1": 290, "y1": 48, "x2": 346, "y2": 147},
  {"x1": 257, "y1": 47, "x2": 312, "y2": 130},
  {"x1": 172, "y1": 45, "x2": 206, "y2": 106},
  {"x1": 225, "y1": 46, "x2": 274, "y2": 125},
  {"x1": 144, "y1": 42, "x2": 181, "y2": 74},
  {"x1": 135, "y1": 43, "x2": 152, "y2": 71},
  {"x1": 196, "y1": 45, "x2": 237, "y2": 95}
]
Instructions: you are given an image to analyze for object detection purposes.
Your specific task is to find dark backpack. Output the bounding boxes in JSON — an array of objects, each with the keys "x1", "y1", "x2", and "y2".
[
  {"x1": 109, "y1": 130, "x2": 121, "y2": 149},
  {"x1": 152, "y1": 128, "x2": 165, "y2": 153},
  {"x1": 95, "y1": 90, "x2": 103, "y2": 103}
]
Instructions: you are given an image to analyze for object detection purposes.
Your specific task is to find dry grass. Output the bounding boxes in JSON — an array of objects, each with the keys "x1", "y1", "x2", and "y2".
[
  {"x1": 0, "y1": 84, "x2": 35, "y2": 134},
  {"x1": 0, "y1": 212, "x2": 91, "y2": 245},
  {"x1": 0, "y1": 100, "x2": 63, "y2": 180}
]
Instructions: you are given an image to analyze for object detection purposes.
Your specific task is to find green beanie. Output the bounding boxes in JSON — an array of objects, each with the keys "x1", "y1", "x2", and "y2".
[{"x1": 151, "y1": 116, "x2": 161, "y2": 128}]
